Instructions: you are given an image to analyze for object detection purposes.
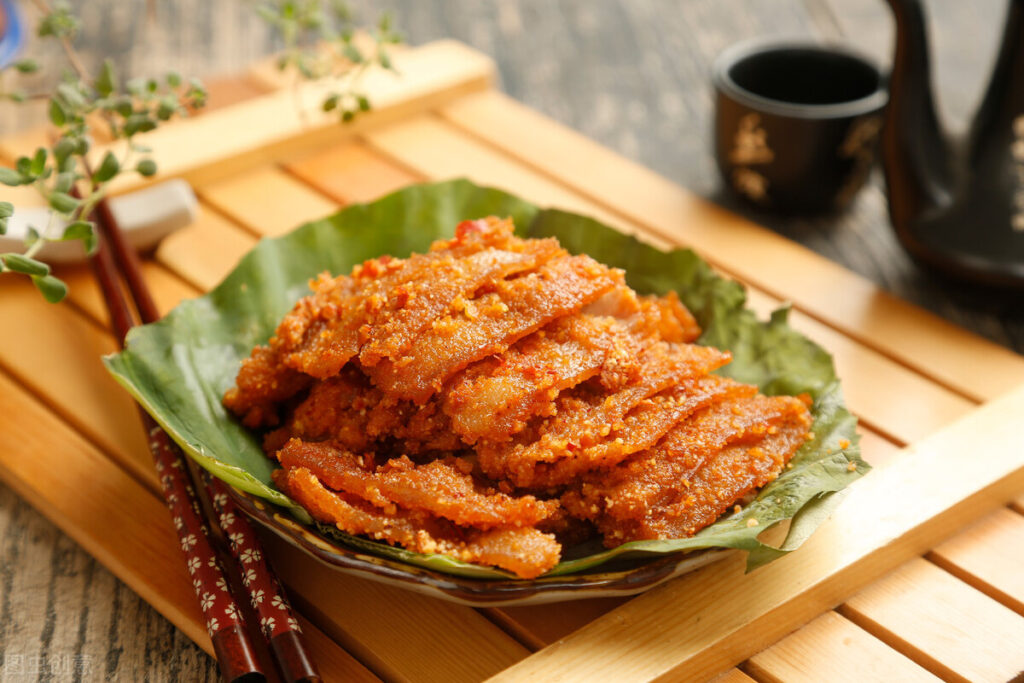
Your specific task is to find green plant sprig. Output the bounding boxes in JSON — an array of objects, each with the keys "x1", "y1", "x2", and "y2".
[
  {"x1": 0, "y1": 0, "x2": 206, "y2": 302},
  {"x1": 256, "y1": 0, "x2": 402, "y2": 122}
]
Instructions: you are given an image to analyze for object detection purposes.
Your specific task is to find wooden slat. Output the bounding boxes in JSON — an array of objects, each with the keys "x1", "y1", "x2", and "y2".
[
  {"x1": 488, "y1": 383, "x2": 1024, "y2": 682},
  {"x1": 0, "y1": 371, "x2": 378, "y2": 683},
  {"x1": 364, "y1": 115, "x2": 976, "y2": 446},
  {"x1": 199, "y1": 166, "x2": 340, "y2": 238},
  {"x1": 283, "y1": 141, "x2": 423, "y2": 204},
  {"x1": 245, "y1": 34, "x2": 413, "y2": 92},
  {"x1": 438, "y1": 90, "x2": 1024, "y2": 404},
  {"x1": 856, "y1": 428, "x2": 903, "y2": 471},
  {"x1": 59, "y1": 262, "x2": 198, "y2": 329},
  {"x1": 928, "y1": 508, "x2": 1024, "y2": 616},
  {"x1": 712, "y1": 671, "x2": 757, "y2": 683},
  {"x1": 745, "y1": 610, "x2": 941, "y2": 683},
  {"x1": 840, "y1": 558, "x2": 1024, "y2": 683},
  {"x1": 107, "y1": 41, "x2": 491, "y2": 196},
  {"x1": 363, "y1": 114, "x2": 672, "y2": 248},
  {"x1": 155, "y1": 205, "x2": 256, "y2": 291},
  {"x1": 0, "y1": 278, "x2": 157, "y2": 489}
]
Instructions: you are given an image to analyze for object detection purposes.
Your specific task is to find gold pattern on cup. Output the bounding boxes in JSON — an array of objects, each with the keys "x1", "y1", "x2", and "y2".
[
  {"x1": 730, "y1": 113, "x2": 773, "y2": 202},
  {"x1": 1013, "y1": 115, "x2": 1024, "y2": 233},
  {"x1": 835, "y1": 115, "x2": 883, "y2": 208}
]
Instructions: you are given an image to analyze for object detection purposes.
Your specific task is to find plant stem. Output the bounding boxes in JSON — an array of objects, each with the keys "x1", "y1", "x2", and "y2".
[{"x1": 30, "y1": 0, "x2": 91, "y2": 81}]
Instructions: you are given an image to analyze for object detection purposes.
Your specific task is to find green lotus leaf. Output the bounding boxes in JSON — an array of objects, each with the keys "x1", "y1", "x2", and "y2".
[{"x1": 105, "y1": 179, "x2": 868, "y2": 579}]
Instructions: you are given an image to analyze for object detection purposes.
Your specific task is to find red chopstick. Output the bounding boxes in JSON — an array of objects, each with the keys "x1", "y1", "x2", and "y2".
[{"x1": 84, "y1": 186, "x2": 321, "y2": 683}]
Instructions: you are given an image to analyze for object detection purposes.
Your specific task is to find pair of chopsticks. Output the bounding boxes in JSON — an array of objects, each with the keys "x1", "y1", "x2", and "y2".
[{"x1": 84, "y1": 182, "x2": 321, "y2": 683}]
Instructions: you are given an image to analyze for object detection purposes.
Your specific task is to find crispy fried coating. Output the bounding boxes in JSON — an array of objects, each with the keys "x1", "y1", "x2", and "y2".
[
  {"x1": 477, "y1": 342, "x2": 732, "y2": 487},
  {"x1": 564, "y1": 395, "x2": 811, "y2": 545},
  {"x1": 275, "y1": 217, "x2": 522, "y2": 380},
  {"x1": 277, "y1": 467, "x2": 561, "y2": 578},
  {"x1": 223, "y1": 216, "x2": 815, "y2": 578},
  {"x1": 523, "y1": 375, "x2": 754, "y2": 489},
  {"x1": 358, "y1": 236, "x2": 565, "y2": 368},
  {"x1": 274, "y1": 370, "x2": 459, "y2": 455},
  {"x1": 222, "y1": 346, "x2": 312, "y2": 428},
  {"x1": 442, "y1": 314, "x2": 644, "y2": 443},
  {"x1": 640, "y1": 292, "x2": 701, "y2": 343},
  {"x1": 277, "y1": 439, "x2": 557, "y2": 528},
  {"x1": 365, "y1": 254, "x2": 623, "y2": 403}
]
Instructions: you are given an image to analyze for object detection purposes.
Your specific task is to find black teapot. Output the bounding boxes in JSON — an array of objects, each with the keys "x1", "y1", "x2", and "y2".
[{"x1": 881, "y1": 0, "x2": 1024, "y2": 289}]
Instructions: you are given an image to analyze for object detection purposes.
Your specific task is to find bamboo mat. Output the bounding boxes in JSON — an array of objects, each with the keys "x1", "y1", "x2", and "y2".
[{"x1": 1, "y1": 40, "x2": 1023, "y2": 682}]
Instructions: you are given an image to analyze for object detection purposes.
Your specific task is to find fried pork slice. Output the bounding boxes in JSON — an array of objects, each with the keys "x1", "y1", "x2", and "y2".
[
  {"x1": 276, "y1": 439, "x2": 558, "y2": 529},
  {"x1": 283, "y1": 225, "x2": 544, "y2": 379},
  {"x1": 442, "y1": 314, "x2": 644, "y2": 443},
  {"x1": 357, "y1": 236, "x2": 565, "y2": 368},
  {"x1": 366, "y1": 255, "x2": 623, "y2": 403},
  {"x1": 270, "y1": 370, "x2": 460, "y2": 455},
  {"x1": 276, "y1": 467, "x2": 561, "y2": 578},
  {"x1": 222, "y1": 346, "x2": 313, "y2": 429},
  {"x1": 478, "y1": 341, "x2": 732, "y2": 487},
  {"x1": 524, "y1": 375, "x2": 754, "y2": 489},
  {"x1": 640, "y1": 292, "x2": 701, "y2": 343},
  {"x1": 565, "y1": 395, "x2": 811, "y2": 545}
]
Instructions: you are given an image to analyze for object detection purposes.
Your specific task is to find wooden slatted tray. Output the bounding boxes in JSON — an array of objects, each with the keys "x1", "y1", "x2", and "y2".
[{"x1": 2, "y1": 40, "x2": 1023, "y2": 682}]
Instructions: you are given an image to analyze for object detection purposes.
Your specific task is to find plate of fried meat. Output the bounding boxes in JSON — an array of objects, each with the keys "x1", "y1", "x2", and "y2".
[{"x1": 105, "y1": 179, "x2": 867, "y2": 605}]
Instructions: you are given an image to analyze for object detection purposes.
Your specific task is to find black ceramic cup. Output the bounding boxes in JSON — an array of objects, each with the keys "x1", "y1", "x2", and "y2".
[{"x1": 713, "y1": 41, "x2": 888, "y2": 213}]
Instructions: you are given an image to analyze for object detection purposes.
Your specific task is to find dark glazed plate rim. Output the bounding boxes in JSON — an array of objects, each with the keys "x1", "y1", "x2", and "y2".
[
  {"x1": 712, "y1": 39, "x2": 888, "y2": 119},
  {"x1": 227, "y1": 486, "x2": 733, "y2": 606}
]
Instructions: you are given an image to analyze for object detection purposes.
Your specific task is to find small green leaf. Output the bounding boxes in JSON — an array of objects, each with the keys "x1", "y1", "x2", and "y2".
[
  {"x1": 93, "y1": 151, "x2": 120, "y2": 183},
  {"x1": 126, "y1": 78, "x2": 146, "y2": 96},
  {"x1": 30, "y1": 148, "x2": 48, "y2": 176},
  {"x1": 357, "y1": 95, "x2": 370, "y2": 112},
  {"x1": 341, "y1": 109, "x2": 354, "y2": 123},
  {"x1": 136, "y1": 159, "x2": 158, "y2": 177},
  {"x1": 0, "y1": 168, "x2": 25, "y2": 186},
  {"x1": 61, "y1": 220, "x2": 96, "y2": 252},
  {"x1": 56, "y1": 82, "x2": 87, "y2": 109},
  {"x1": 16, "y1": 157, "x2": 32, "y2": 177},
  {"x1": 32, "y1": 274, "x2": 68, "y2": 303},
  {"x1": 73, "y1": 136, "x2": 90, "y2": 156},
  {"x1": 53, "y1": 137, "x2": 77, "y2": 165},
  {"x1": 6, "y1": 89, "x2": 27, "y2": 103},
  {"x1": 156, "y1": 95, "x2": 177, "y2": 121},
  {"x1": 0, "y1": 202, "x2": 12, "y2": 236},
  {"x1": 112, "y1": 95, "x2": 134, "y2": 118},
  {"x1": 54, "y1": 171, "x2": 75, "y2": 194},
  {"x1": 2, "y1": 253, "x2": 50, "y2": 276},
  {"x1": 123, "y1": 114, "x2": 157, "y2": 136},
  {"x1": 14, "y1": 59, "x2": 40, "y2": 74},
  {"x1": 322, "y1": 94, "x2": 339, "y2": 112},
  {"x1": 95, "y1": 58, "x2": 118, "y2": 97},
  {"x1": 343, "y1": 43, "x2": 363, "y2": 63},
  {"x1": 166, "y1": 71, "x2": 182, "y2": 87},
  {"x1": 49, "y1": 192, "x2": 80, "y2": 214}
]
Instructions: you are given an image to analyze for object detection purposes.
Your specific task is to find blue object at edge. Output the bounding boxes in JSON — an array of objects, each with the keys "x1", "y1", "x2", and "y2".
[{"x1": 0, "y1": 0, "x2": 25, "y2": 69}]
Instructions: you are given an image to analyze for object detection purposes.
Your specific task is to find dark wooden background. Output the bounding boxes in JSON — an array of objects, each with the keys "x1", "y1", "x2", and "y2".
[{"x1": 0, "y1": 0, "x2": 1016, "y2": 679}]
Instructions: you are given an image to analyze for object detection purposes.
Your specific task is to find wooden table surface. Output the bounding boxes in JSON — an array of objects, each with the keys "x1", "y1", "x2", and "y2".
[{"x1": 1, "y1": 0, "x2": 1019, "y2": 680}]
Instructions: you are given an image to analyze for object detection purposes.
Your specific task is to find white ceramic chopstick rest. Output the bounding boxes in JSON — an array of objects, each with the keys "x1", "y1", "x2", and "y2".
[{"x1": 1, "y1": 179, "x2": 198, "y2": 263}]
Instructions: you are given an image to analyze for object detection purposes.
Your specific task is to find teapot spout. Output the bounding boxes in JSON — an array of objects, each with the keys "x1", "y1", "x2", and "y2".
[{"x1": 881, "y1": 0, "x2": 955, "y2": 232}]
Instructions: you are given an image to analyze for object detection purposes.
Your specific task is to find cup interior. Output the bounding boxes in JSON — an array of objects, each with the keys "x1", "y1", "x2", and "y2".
[{"x1": 715, "y1": 43, "x2": 886, "y2": 116}]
